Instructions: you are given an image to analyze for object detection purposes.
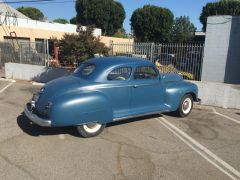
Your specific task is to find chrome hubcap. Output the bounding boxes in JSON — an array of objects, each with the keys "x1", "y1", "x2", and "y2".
[
  {"x1": 82, "y1": 123, "x2": 102, "y2": 133},
  {"x1": 183, "y1": 101, "x2": 189, "y2": 110},
  {"x1": 182, "y1": 97, "x2": 192, "y2": 114},
  {"x1": 86, "y1": 123, "x2": 98, "y2": 129}
]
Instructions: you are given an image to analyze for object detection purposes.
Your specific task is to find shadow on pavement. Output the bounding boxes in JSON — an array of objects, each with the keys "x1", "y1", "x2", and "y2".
[
  {"x1": 17, "y1": 113, "x2": 80, "y2": 137},
  {"x1": 17, "y1": 112, "x2": 163, "y2": 137}
]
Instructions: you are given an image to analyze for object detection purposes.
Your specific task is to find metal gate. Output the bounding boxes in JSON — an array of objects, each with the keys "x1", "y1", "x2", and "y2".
[
  {"x1": 0, "y1": 41, "x2": 48, "y2": 68},
  {"x1": 110, "y1": 42, "x2": 205, "y2": 81}
]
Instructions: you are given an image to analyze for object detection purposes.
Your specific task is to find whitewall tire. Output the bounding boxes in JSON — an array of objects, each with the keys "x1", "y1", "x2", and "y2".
[
  {"x1": 77, "y1": 123, "x2": 105, "y2": 138},
  {"x1": 177, "y1": 94, "x2": 193, "y2": 117}
]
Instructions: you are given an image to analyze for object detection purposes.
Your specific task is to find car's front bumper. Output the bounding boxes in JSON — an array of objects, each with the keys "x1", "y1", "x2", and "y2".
[
  {"x1": 195, "y1": 98, "x2": 201, "y2": 104},
  {"x1": 24, "y1": 104, "x2": 52, "y2": 127}
]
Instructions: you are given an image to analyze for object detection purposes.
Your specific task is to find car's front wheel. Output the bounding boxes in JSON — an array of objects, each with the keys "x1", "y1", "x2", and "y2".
[
  {"x1": 176, "y1": 94, "x2": 193, "y2": 117},
  {"x1": 77, "y1": 123, "x2": 105, "y2": 138}
]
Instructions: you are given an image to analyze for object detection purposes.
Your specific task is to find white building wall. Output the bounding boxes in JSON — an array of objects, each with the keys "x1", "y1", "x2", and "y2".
[{"x1": 0, "y1": 16, "x2": 102, "y2": 36}]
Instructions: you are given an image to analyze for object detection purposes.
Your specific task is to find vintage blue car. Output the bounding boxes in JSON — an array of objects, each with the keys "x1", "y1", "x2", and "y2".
[{"x1": 24, "y1": 57, "x2": 200, "y2": 137}]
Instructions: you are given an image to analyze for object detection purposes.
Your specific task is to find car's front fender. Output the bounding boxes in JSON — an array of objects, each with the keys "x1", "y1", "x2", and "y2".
[{"x1": 165, "y1": 81, "x2": 198, "y2": 111}]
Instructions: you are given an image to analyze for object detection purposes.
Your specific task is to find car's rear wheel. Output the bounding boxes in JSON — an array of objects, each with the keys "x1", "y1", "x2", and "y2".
[
  {"x1": 176, "y1": 94, "x2": 193, "y2": 117},
  {"x1": 76, "y1": 122, "x2": 105, "y2": 138}
]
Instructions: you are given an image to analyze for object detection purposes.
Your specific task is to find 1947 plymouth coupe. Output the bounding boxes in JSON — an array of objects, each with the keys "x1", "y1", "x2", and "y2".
[{"x1": 24, "y1": 57, "x2": 200, "y2": 138}]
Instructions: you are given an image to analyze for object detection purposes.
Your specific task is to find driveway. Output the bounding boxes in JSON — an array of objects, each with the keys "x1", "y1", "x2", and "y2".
[{"x1": 0, "y1": 80, "x2": 240, "y2": 180}]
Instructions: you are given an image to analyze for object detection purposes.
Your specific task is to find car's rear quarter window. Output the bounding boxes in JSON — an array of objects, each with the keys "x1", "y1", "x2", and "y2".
[
  {"x1": 107, "y1": 67, "x2": 132, "y2": 81},
  {"x1": 134, "y1": 66, "x2": 158, "y2": 80}
]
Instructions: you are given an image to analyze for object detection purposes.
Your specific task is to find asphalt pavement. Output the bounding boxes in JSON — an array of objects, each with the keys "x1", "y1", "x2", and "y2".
[{"x1": 0, "y1": 80, "x2": 240, "y2": 180}]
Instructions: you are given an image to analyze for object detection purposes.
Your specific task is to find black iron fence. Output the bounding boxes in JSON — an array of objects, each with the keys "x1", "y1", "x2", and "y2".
[
  {"x1": 110, "y1": 42, "x2": 205, "y2": 81},
  {"x1": 0, "y1": 41, "x2": 47, "y2": 67},
  {"x1": 0, "y1": 40, "x2": 205, "y2": 81}
]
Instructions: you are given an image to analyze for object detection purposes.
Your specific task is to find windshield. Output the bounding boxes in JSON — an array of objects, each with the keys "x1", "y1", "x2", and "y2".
[{"x1": 74, "y1": 63, "x2": 96, "y2": 77}]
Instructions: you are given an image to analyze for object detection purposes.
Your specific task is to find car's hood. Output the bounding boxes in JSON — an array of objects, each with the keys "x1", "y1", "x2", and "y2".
[
  {"x1": 35, "y1": 75, "x2": 90, "y2": 110},
  {"x1": 162, "y1": 73, "x2": 183, "y2": 82}
]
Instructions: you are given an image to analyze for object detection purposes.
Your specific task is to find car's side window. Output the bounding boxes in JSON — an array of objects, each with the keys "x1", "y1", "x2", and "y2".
[
  {"x1": 107, "y1": 67, "x2": 132, "y2": 81},
  {"x1": 134, "y1": 66, "x2": 158, "y2": 80}
]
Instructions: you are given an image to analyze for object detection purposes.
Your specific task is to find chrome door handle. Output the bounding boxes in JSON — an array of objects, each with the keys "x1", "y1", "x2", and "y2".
[{"x1": 133, "y1": 85, "x2": 138, "y2": 88}]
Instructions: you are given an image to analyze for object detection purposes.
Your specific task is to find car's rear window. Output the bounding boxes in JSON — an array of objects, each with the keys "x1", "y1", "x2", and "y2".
[{"x1": 74, "y1": 63, "x2": 96, "y2": 76}]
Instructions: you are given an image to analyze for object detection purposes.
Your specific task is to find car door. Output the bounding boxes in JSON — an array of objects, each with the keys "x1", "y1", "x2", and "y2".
[
  {"x1": 131, "y1": 65, "x2": 165, "y2": 115},
  {"x1": 102, "y1": 66, "x2": 132, "y2": 119}
]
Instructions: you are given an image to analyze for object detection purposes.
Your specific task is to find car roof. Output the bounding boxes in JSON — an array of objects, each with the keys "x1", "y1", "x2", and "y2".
[
  {"x1": 86, "y1": 56, "x2": 154, "y2": 68},
  {"x1": 78, "y1": 57, "x2": 156, "y2": 82}
]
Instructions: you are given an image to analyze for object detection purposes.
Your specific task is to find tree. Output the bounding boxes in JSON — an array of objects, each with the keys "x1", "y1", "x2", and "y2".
[
  {"x1": 70, "y1": 16, "x2": 77, "y2": 25},
  {"x1": 200, "y1": 0, "x2": 240, "y2": 31},
  {"x1": 171, "y1": 16, "x2": 196, "y2": 42},
  {"x1": 16, "y1": 6, "x2": 44, "y2": 20},
  {"x1": 130, "y1": 5, "x2": 174, "y2": 42},
  {"x1": 76, "y1": 0, "x2": 125, "y2": 36},
  {"x1": 113, "y1": 27, "x2": 128, "y2": 38},
  {"x1": 53, "y1": 18, "x2": 68, "y2": 24},
  {"x1": 58, "y1": 26, "x2": 109, "y2": 65}
]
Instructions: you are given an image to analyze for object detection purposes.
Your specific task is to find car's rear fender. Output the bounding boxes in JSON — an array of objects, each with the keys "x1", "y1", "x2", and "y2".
[{"x1": 50, "y1": 91, "x2": 113, "y2": 127}]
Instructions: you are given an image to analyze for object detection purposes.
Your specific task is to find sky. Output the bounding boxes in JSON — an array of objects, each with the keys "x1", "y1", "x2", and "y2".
[{"x1": 8, "y1": 0, "x2": 213, "y2": 33}]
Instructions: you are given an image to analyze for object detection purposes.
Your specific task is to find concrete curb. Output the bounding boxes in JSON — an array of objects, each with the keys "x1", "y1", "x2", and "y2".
[
  {"x1": 190, "y1": 81, "x2": 240, "y2": 110},
  {"x1": 31, "y1": 82, "x2": 45, "y2": 86},
  {"x1": 193, "y1": 104, "x2": 215, "y2": 111},
  {"x1": 0, "y1": 78, "x2": 16, "y2": 83}
]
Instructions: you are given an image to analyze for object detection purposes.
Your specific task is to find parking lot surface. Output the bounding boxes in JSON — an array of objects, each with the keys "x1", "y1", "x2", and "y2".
[{"x1": 0, "y1": 80, "x2": 240, "y2": 180}]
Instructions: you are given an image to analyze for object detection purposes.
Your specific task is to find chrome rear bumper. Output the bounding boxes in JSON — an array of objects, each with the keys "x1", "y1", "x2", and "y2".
[{"x1": 24, "y1": 104, "x2": 51, "y2": 127}]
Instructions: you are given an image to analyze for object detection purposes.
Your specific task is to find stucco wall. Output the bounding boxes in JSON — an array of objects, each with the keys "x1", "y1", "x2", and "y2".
[
  {"x1": 5, "y1": 63, "x2": 72, "y2": 83},
  {"x1": 100, "y1": 36, "x2": 134, "y2": 47},
  {"x1": 224, "y1": 17, "x2": 240, "y2": 84},
  {"x1": 201, "y1": 16, "x2": 240, "y2": 84},
  {"x1": 201, "y1": 16, "x2": 231, "y2": 83},
  {"x1": 0, "y1": 26, "x2": 68, "y2": 41},
  {"x1": 0, "y1": 15, "x2": 134, "y2": 48},
  {"x1": 0, "y1": 16, "x2": 102, "y2": 37},
  {"x1": 0, "y1": 25, "x2": 133, "y2": 46},
  {"x1": 191, "y1": 81, "x2": 240, "y2": 109}
]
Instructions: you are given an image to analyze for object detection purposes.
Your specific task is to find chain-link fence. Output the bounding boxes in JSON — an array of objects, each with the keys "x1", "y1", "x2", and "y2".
[
  {"x1": 110, "y1": 42, "x2": 205, "y2": 81},
  {"x1": 0, "y1": 41, "x2": 47, "y2": 67}
]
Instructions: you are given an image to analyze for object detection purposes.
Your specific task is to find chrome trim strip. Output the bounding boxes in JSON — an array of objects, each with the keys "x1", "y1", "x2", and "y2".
[
  {"x1": 24, "y1": 105, "x2": 51, "y2": 127},
  {"x1": 81, "y1": 83, "x2": 160, "y2": 91},
  {"x1": 113, "y1": 111, "x2": 165, "y2": 122}
]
